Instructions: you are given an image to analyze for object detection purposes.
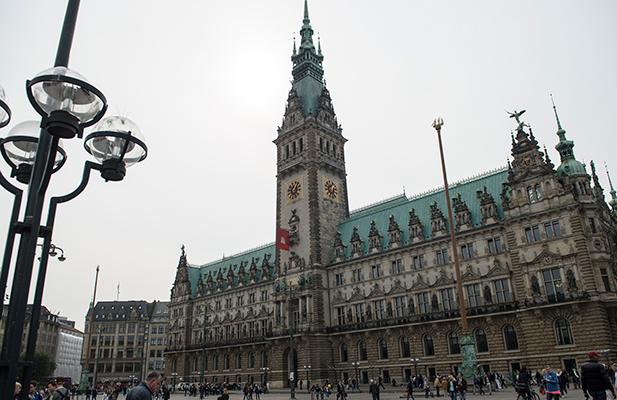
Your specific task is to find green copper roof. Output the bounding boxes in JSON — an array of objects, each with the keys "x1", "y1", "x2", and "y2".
[
  {"x1": 187, "y1": 243, "x2": 276, "y2": 296},
  {"x1": 337, "y1": 168, "x2": 508, "y2": 258},
  {"x1": 291, "y1": 0, "x2": 325, "y2": 116},
  {"x1": 556, "y1": 158, "x2": 587, "y2": 177}
]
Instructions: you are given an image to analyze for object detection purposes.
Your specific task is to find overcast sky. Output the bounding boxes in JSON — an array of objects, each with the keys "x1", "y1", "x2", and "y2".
[{"x1": 0, "y1": 0, "x2": 616, "y2": 330}]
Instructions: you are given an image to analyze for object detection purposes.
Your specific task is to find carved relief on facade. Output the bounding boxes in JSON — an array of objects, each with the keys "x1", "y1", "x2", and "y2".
[
  {"x1": 288, "y1": 209, "x2": 300, "y2": 246},
  {"x1": 333, "y1": 231, "x2": 346, "y2": 262},
  {"x1": 350, "y1": 227, "x2": 364, "y2": 258},
  {"x1": 430, "y1": 202, "x2": 448, "y2": 237},
  {"x1": 453, "y1": 193, "x2": 473, "y2": 231},
  {"x1": 367, "y1": 221, "x2": 383, "y2": 253},
  {"x1": 387, "y1": 215, "x2": 403, "y2": 248},
  {"x1": 477, "y1": 186, "x2": 498, "y2": 225}
]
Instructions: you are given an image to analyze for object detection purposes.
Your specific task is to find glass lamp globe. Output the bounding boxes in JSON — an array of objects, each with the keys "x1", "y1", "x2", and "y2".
[
  {"x1": 0, "y1": 120, "x2": 68, "y2": 183},
  {"x1": 85, "y1": 116, "x2": 147, "y2": 166},
  {"x1": 0, "y1": 85, "x2": 11, "y2": 128},
  {"x1": 27, "y1": 66, "x2": 106, "y2": 126}
]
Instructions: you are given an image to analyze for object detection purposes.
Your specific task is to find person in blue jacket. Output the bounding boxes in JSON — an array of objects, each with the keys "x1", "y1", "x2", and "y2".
[{"x1": 543, "y1": 367, "x2": 561, "y2": 400}]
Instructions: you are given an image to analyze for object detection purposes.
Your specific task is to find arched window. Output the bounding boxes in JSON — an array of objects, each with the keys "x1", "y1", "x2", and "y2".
[
  {"x1": 260, "y1": 351, "x2": 267, "y2": 368},
  {"x1": 248, "y1": 352, "x2": 255, "y2": 369},
  {"x1": 358, "y1": 340, "x2": 368, "y2": 361},
  {"x1": 378, "y1": 338, "x2": 389, "y2": 359},
  {"x1": 340, "y1": 343, "x2": 349, "y2": 362},
  {"x1": 423, "y1": 335, "x2": 435, "y2": 356},
  {"x1": 555, "y1": 319, "x2": 574, "y2": 346},
  {"x1": 448, "y1": 332, "x2": 460, "y2": 354},
  {"x1": 236, "y1": 353, "x2": 242, "y2": 369},
  {"x1": 224, "y1": 354, "x2": 230, "y2": 370},
  {"x1": 503, "y1": 325, "x2": 519, "y2": 350},
  {"x1": 213, "y1": 354, "x2": 219, "y2": 370},
  {"x1": 400, "y1": 336, "x2": 411, "y2": 358},
  {"x1": 475, "y1": 329, "x2": 489, "y2": 353}
]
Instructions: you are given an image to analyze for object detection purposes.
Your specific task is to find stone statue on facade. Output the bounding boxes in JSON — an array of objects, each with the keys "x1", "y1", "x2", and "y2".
[
  {"x1": 531, "y1": 275, "x2": 541, "y2": 296},
  {"x1": 566, "y1": 269, "x2": 578, "y2": 291},
  {"x1": 483, "y1": 285, "x2": 493, "y2": 304}
]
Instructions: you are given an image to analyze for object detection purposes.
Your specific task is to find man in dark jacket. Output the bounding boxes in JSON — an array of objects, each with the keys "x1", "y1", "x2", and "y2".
[
  {"x1": 127, "y1": 372, "x2": 162, "y2": 400},
  {"x1": 581, "y1": 352, "x2": 615, "y2": 400}
]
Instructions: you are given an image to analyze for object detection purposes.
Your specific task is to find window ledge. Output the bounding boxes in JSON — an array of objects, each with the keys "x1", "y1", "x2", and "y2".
[{"x1": 503, "y1": 349, "x2": 521, "y2": 353}]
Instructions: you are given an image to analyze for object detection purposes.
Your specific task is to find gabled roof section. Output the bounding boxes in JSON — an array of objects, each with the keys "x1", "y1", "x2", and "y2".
[
  {"x1": 187, "y1": 243, "x2": 276, "y2": 296},
  {"x1": 337, "y1": 168, "x2": 508, "y2": 258}
]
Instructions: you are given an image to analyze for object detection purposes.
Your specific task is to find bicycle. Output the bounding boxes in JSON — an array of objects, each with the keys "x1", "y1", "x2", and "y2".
[{"x1": 515, "y1": 388, "x2": 540, "y2": 400}]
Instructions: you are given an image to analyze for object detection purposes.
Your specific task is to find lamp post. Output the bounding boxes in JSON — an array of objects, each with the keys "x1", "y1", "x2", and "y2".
[
  {"x1": 274, "y1": 278, "x2": 297, "y2": 400},
  {"x1": 303, "y1": 365, "x2": 311, "y2": 389},
  {"x1": 351, "y1": 362, "x2": 360, "y2": 392},
  {"x1": 431, "y1": 118, "x2": 476, "y2": 380},
  {"x1": 92, "y1": 327, "x2": 102, "y2": 390},
  {"x1": 410, "y1": 358, "x2": 420, "y2": 379},
  {"x1": 171, "y1": 372, "x2": 179, "y2": 393},
  {"x1": 0, "y1": 2, "x2": 147, "y2": 399},
  {"x1": 201, "y1": 314, "x2": 209, "y2": 384},
  {"x1": 260, "y1": 367, "x2": 270, "y2": 388}
]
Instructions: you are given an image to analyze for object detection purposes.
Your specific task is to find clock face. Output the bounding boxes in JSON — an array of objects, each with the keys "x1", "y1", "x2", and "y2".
[
  {"x1": 324, "y1": 180, "x2": 338, "y2": 199},
  {"x1": 287, "y1": 181, "x2": 301, "y2": 201}
]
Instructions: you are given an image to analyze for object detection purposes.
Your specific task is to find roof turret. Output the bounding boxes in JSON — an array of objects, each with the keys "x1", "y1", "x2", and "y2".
[
  {"x1": 290, "y1": 0, "x2": 325, "y2": 116},
  {"x1": 606, "y1": 163, "x2": 617, "y2": 210},
  {"x1": 551, "y1": 95, "x2": 586, "y2": 177}
]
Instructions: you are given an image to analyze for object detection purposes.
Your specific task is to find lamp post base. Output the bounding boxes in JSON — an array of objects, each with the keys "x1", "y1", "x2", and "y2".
[
  {"x1": 79, "y1": 368, "x2": 90, "y2": 391},
  {"x1": 460, "y1": 334, "x2": 477, "y2": 380}
]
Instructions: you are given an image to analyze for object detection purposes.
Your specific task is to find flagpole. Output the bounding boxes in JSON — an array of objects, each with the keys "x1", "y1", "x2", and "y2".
[{"x1": 80, "y1": 265, "x2": 100, "y2": 390}]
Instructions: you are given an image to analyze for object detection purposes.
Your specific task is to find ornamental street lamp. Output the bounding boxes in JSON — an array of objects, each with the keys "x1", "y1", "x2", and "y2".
[
  {"x1": 410, "y1": 358, "x2": 420, "y2": 378},
  {"x1": 273, "y1": 278, "x2": 298, "y2": 400},
  {"x1": 302, "y1": 365, "x2": 311, "y2": 389},
  {"x1": 351, "y1": 362, "x2": 361, "y2": 392},
  {"x1": 431, "y1": 118, "x2": 476, "y2": 380},
  {"x1": 260, "y1": 367, "x2": 270, "y2": 387},
  {"x1": 37, "y1": 243, "x2": 66, "y2": 262},
  {"x1": 171, "y1": 372, "x2": 179, "y2": 393},
  {"x1": 0, "y1": 2, "x2": 147, "y2": 399}
]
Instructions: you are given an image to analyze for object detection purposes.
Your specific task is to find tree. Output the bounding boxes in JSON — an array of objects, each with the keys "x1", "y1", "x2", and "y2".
[{"x1": 31, "y1": 352, "x2": 57, "y2": 382}]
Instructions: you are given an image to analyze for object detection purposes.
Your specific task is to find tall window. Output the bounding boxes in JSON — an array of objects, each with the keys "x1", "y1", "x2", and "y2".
[
  {"x1": 417, "y1": 292, "x2": 429, "y2": 314},
  {"x1": 335, "y1": 273, "x2": 345, "y2": 286},
  {"x1": 413, "y1": 255, "x2": 425, "y2": 269},
  {"x1": 224, "y1": 354, "x2": 230, "y2": 370},
  {"x1": 354, "y1": 303, "x2": 365, "y2": 323},
  {"x1": 545, "y1": 220, "x2": 562, "y2": 239},
  {"x1": 527, "y1": 185, "x2": 543, "y2": 203},
  {"x1": 371, "y1": 264, "x2": 382, "y2": 279},
  {"x1": 400, "y1": 337, "x2": 411, "y2": 358},
  {"x1": 352, "y1": 268, "x2": 364, "y2": 282},
  {"x1": 394, "y1": 296, "x2": 406, "y2": 318},
  {"x1": 436, "y1": 249, "x2": 449, "y2": 265},
  {"x1": 543, "y1": 267, "x2": 564, "y2": 301},
  {"x1": 440, "y1": 288, "x2": 457, "y2": 311},
  {"x1": 358, "y1": 340, "x2": 368, "y2": 361},
  {"x1": 555, "y1": 319, "x2": 574, "y2": 346},
  {"x1": 336, "y1": 307, "x2": 346, "y2": 325},
  {"x1": 494, "y1": 279, "x2": 512, "y2": 303},
  {"x1": 600, "y1": 268, "x2": 611, "y2": 292},
  {"x1": 466, "y1": 284, "x2": 482, "y2": 308},
  {"x1": 448, "y1": 332, "x2": 460, "y2": 354},
  {"x1": 475, "y1": 329, "x2": 489, "y2": 353},
  {"x1": 340, "y1": 343, "x2": 348, "y2": 362},
  {"x1": 423, "y1": 335, "x2": 435, "y2": 356},
  {"x1": 487, "y1": 237, "x2": 503, "y2": 254},
  {"x1": 525, "y1": 225, "x2": 542, "y2": 243},
  {"x1": 503, "y1": 325, "x2": 518, "y2": 350},
  {"x1": 373, "y1": 300, "x2": 385, "y2": 319},
  {"x1": 461, "y1": 243, "x2": 474, "y2": 260},
  {"x1": 236, "y1": 354, "x2": 242, "y2": 369},
  {"x1": 248, "y1": 352, "x2": 254, "y2": 369},
  {"x1": 392, "y1": 259, "x2": 403, "y2": 274},
  {"x1": 213, "y1": 354, "x2": 219, "y2": 370},
  {"x1": 260, "y1": 351, "x2": 267, "y2": 368},
  {"x1": 378, "y1": 338, "x2": 389, "y2": 359}
]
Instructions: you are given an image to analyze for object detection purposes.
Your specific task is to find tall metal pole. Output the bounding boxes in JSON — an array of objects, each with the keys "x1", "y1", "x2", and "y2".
[
  {"x1": 432, "y1": 118, "x2": 476, "y2": 380},
  {"x1": 432, "y1": 118, "x2": 468, "y2": 332},
  {"x1": 201, "y1": 314, "x2": 207, "y2": 383},
  {"x1": 81, "y1": 265, "x2": 100, "y2": 390},
  {"x1": 288, "y1": 288, "x2": 296, "y2": 400},
  {"x1": 0, "y1": 1, "x2": 79, "y2": 397}
]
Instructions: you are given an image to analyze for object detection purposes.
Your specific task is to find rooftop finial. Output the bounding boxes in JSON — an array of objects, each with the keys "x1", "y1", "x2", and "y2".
[
  {"x1": 304, "y1": 0, "x2": 310, "y2": 21},
  {"x1": 606, "y1": 162, "x2": 616, "y2": 192},
  {"x1": 318, "y1": 33, "x2": 322, "y2": 55},
  {"x1": 293, "y1": 33, "x2": 297, "y2": 55},
  {"x1": 544, "y1": 145, "x2": 552, "y2": 165},
  {"x1": 550, "y1": 93, "x2": 567, "y2": 141}
]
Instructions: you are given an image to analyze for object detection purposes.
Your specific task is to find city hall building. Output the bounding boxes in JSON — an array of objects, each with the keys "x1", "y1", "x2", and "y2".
[{"x1": 165, "y1": 1, "x2": 617, "y2": 387}]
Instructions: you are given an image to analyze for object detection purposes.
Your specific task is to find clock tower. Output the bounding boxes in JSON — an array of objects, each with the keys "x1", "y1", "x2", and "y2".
[{"x1": 274, "y1": 0, "x2": 349, "y2": 278}]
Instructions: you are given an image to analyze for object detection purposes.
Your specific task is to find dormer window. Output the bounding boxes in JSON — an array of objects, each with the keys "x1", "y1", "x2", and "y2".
[{"x1": 527, "y1": 184, "x2": 543, "y2": 203}]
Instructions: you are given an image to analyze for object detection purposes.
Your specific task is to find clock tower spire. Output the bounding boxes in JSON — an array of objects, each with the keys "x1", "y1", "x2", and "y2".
[{"x1": 274, "y1": 0, "x2": 349, "y2": 279}]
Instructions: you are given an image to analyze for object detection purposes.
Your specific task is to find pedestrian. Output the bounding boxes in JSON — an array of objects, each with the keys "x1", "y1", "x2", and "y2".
[
  {"x1": 581, "y1": 351, "x2": 616, "y2": 400},
  {"x1": 368, "y1": 379, "x2": 379, "y2": 400},
  {"x1": 434, "y1": 377, "x2": 441, "y2": 397},
  {"x1": 406, "y1": 379, "x2": 415, "y2": 400},
  {"x1": 543, "y1": 366, "x2": 561, "y2": 400},
  {"x1": 126, "y1": 372, "x2": 163, "y2": 400},
  {"x1": 457, "y1": 377, "x2": 467, "y2": 400},
  {"x1": 612, "y1": 364, "x2": 617, "y2": 394},
  {"x1": 14, "y1": 382, "x2": 22, "y2": 400}
]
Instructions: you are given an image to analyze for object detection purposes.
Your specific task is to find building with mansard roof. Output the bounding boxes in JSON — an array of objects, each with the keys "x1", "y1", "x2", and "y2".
[{"x1": 165, "y1": 0, "x2": 617, "y2": 388}]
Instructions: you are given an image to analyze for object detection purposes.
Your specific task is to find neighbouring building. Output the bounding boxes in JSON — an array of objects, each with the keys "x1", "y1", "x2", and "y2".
[
  {"x1": 0, "y1": 305, "x2": 61, "y2": 359},
  {"x1": 165, "y1": 0, "x2": 617, "y2": 388},
  {"x1": 54, "y1": 323, "x2": 84, "y2": 383},
  {"x1": 82, "y1": 300, "x2": 169, "y2": 384}
]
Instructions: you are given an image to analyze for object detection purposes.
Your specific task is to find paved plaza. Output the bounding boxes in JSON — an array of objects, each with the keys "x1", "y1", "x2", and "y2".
[{"x1": 159, "y1": 388, "x2": 588, "y2": 400}]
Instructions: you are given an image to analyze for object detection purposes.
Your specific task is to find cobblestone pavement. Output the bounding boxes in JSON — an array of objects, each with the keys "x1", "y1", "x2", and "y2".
[{"x1": 162, "y1": 388, "x2": 588, "y2": 400}]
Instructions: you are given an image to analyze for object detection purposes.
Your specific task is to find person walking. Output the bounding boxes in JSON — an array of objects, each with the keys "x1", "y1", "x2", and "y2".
[
  {"x1": 543, "y1": 367, "x2": 561, "y2": 400},
  {"x1": 406, "y1": 379, "x2": 415, "y2": 400},
  {"x1": 581, "y1": 352, "x2": 616, "y2": 400},
  {"x1": 457, "y1": 377, "x2": 467, "y2": 400},
  {"x1": 368, "y1": 380, "x2": 380, "y2": 400},
  {"x1": 126, "y1": 372, "x2": 162, "y2": 400},
  {"x1": 446, "y1": 377, "x2": 456, "y2": 400},
  {"x1": 434, "y1": 377, "x2": 441, "y2": 397}
]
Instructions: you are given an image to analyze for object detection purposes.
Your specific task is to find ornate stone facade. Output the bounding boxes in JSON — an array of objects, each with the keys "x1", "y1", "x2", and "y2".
[{"x1": 165, "y1": 1, "x2": 617, "y2": 388}]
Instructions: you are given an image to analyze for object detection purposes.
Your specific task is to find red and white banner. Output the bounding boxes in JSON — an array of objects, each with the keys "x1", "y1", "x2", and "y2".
[{"x1": 276, "y1": 228, "x2": 290, "y2": 251}]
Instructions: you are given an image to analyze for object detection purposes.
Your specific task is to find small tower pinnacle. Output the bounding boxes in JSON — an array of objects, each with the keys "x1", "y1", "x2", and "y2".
[
  {"x1": 550, "y1": 93, "x2": 566, "y2": 141},
  {"x1": 606, "y1": 163, "x2": 617, "y2": 210}
]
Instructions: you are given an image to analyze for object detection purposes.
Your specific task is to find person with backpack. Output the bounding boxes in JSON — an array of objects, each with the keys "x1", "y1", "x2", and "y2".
[
  {"x1": 515, "y1": 366, "x2": 533, "y2": 400},
  {"x1": 581, "y1": 351, "x2": 616, "y2": 400}
]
